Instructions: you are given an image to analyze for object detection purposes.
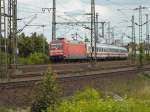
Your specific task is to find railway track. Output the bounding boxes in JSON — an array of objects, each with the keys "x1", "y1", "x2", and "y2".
[
  {"x1": 9, "y1": 64, "x2": 135, "y2": 79},
  {"x1": 2, "y1": 60, "x2": 148, "y2": 86},
  {"x1": 9, "y1": 60, "x2": 135, "y2": 74},
  {"x1": 1, "y1": 65, "x2": 149, "y2": 86}
]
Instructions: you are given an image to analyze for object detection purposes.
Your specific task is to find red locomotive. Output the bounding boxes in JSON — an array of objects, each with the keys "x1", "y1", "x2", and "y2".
[
  {"x1": 49, "y1": 38, "x2": 87, "y2": 61},
  {"x1": 49, "y1": 38, "x2": 128, "y2": 61}
]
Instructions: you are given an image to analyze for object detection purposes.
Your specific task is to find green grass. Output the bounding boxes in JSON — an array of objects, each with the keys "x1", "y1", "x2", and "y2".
[
  {"x1": 18, "y1": 52, "x2": 49, "y2": 65},
  {"x1": 0, "y1": 107, "x2": 10, "y2": 112},
  {"x1": 102, "y1": 73, "x2": 150, "y2": 100},
  {"x1": 47, "y1": 88, "x2": 150, "y2": 112},
  {"x1": 46, "y1": 73, "x2": 150, "y2": 112},
  {"x1": 2, "y1": 70, "x2": 150, "y2": 112}
]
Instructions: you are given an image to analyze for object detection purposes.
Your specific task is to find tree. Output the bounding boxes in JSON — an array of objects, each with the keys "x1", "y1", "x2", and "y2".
[
  {"x1": 18, "y1": 33, "x2": 33, "y2": 57},
  {"x1": 18, "y1": 32, "x2": 49, "y2": 57}
]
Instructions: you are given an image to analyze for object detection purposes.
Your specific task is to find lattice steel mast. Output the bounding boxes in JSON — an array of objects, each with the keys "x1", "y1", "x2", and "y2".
[
  {"x1": 91, "y1": 0, "x2": 96, "y2": 60},
  {"x1": 146, "y1": 14, "x2": 149, "y2": 55},
  {"x1": 131, "y1": 15, "x2": 136, "y2": 59},
  {"x1": 52, "y1": 0, "x2": 56, "y2": 40},
  {"x1": 8, "y1": 0, "x2": 17, "y2": 67},
  {"x1": 0, "y1": 0, "x2": 7, "y2": 78}
]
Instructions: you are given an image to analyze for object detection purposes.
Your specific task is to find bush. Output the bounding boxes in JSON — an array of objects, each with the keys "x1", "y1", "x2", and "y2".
[
  {"x1": 18, "y1": 57, "x2": 32, "y2": 65},
  {"x1": 0, "y1": 107, "x2": 9, "y2": 112},
  {"x1": 0, "y1": 51, "x2": 7, "y2": 64},
  {"x1": 47, "y1": 88, "x2": 150, "y2": 112},
  {"x1": 18, "y1": 52, "x2": 49, "y2": 65},
  {"x1": 73, "y1": 88, "x2": 101, "y2": 101},
  {"x1": 31, "y1": 68, "x2": 61, "y2": 112}
]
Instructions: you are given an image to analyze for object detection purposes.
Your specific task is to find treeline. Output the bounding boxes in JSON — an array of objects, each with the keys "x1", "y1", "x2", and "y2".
[
  {"x1": 18, "y1": 33, "x2": 49, "y2": 64},
  {"x1": 18, "y1": 32, "x2": 49, "y2": 57},
  {"x1": 0, "y1": 32, "x2": 50, "y2": 64}
]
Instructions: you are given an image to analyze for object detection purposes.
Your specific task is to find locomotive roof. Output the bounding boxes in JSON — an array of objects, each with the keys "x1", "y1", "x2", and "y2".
[{"x1": 51, "y1": 39, "x2": 84, "y2": 44}]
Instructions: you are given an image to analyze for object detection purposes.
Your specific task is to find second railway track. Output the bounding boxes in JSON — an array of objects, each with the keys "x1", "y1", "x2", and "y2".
[
  {"x1": 4, "y1": 65, "x2": 150, "y2": 84},
  {"x1": 9, "y1": 60, "x2": 135, "y2": 74}
]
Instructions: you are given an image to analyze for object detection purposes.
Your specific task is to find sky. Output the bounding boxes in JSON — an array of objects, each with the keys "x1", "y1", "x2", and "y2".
[{"x1": 17, "y1": 0, "x2": 150, "y2": 44}]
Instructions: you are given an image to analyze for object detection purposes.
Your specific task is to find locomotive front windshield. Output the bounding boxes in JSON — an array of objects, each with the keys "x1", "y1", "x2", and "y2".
[{"x1": 50, "y1": 43, "x2": 63, "y2": 49}]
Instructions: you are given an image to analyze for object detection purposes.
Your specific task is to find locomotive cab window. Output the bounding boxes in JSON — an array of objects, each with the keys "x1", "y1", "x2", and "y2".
[{"x1": 50, "y1": 43, "x2": 63, "y2": 49}]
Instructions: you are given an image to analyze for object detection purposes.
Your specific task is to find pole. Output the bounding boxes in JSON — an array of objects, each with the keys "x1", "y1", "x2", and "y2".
[
  {"x1": 42, "y1": 25, "x2": 46, "y2": 54},
  {"x1": 94, "y1": 13, "x2": 98, "y2": 61},
  {"x1": 91, "y1": 0, "x2": 95, "y2": 60},
  {"x1": 13, "y1": 0, "x2": 17, "y2": 67},
  {"x1": 52, "y1": 0, "x2": 56, "y2": 40},
  {"x1": 111, "y1": 27, "x2": 115, "y2": 45},
  {"x1": 0, "y1": 0, "x2": 2, "y2": 77},
  {"x1": 8, "y1": 0, "x2": 12, "y2": 67},
  {"x1": 8, "y1": 0, "x2": 17, "y2": 68},
  {"x1": 139, "y1": 5, "x2": 142, "y2": 44},
  {"x1": 101, "y1": 22, "x2": 105, "y2": 39},
  {"x1": 108, "y1": 22, "x2": 111, "y2": 44},
  {"x1": 121, "y1": 34, "x2": 124, "y2": 46},
  {"x1": 146, "y1": 14, "x2": 149, "y2": 55},
  {"x1": 132, "y1": 15, "x2": 136, "y2": 58}
]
